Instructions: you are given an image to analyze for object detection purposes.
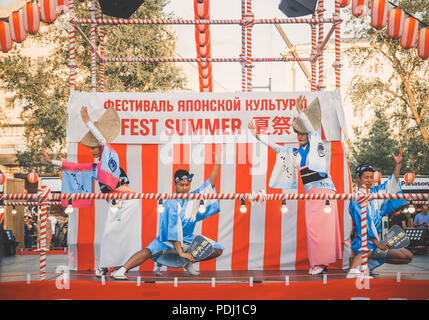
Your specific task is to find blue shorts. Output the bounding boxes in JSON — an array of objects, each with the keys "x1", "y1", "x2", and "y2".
[
  {"x1": 352, "y1": 237, "x2": 386, "y2": 270},
  {"x1": 146, "y1": 235, "x2": 224, "y2": 268}
]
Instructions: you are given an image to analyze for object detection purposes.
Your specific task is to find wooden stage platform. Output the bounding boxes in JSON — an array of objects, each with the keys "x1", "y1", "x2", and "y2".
[{"x1": 69, "y1": 269, "x2": 350, "y2": 283}]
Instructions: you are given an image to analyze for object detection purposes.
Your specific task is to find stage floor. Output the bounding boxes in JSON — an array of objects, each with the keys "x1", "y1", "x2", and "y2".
[
  {"x1": 1, "y1": 253, "x2": 429, "y2": 283},
  {"x1": 1, "y1": 254, "x2": 429, "y2": 300},
  {"x1": 70, "y1": 269, "x2": 350, "y2": 283}
]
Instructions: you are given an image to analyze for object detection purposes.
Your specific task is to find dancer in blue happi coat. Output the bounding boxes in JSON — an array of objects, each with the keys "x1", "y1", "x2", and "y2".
[
  {"x1": 347, "y1": 149, "x2": 413, "y2": 279},
  {"x1": 112, "y1": 149, "x2": 223, "y2": 279}
]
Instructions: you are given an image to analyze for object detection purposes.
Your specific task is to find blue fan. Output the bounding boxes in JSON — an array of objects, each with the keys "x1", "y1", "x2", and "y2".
[
  {"x1": 155, "y1": 235, "x2": 214, "y2": 268},
  {"x1": 384, "y1": 225, "x2": 410, "y2": 249}
]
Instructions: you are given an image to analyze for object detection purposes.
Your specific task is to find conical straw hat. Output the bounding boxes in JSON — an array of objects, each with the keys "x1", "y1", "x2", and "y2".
[
  {"x1": 292, "y1": 97, "x2": 322, "y2": 134},
  {"x1": 80, "y1": 107, "x2": 120, "y2": 147}
]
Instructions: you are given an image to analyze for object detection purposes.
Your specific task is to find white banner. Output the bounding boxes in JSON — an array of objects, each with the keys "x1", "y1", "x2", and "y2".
[
  {"x1": 67, "y1": 90, "x2": 347, "y2": 145},
  {"x1": 380, "y1": 176, "x2": 429, "y2": 192},
  {"x1": 400, "y1": 176, "x2": 429, "y2": 192}
]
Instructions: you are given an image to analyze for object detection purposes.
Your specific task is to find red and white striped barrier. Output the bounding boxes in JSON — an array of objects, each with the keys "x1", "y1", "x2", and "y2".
[
  {"x1": 2, "y1": 201, "x2": 61, "y2": 206},
  {"x1": 334, "y1": 0, "x2": 341, "y2": 88},
  {"x1": 355, "y1": 187, "x2": 371, "y2": 274},
  {"x1": 68, "y1": 0, "x2": 76, "y2": 91},
  {"x1": 103, "y1": 57, "x2": 310, "y2": 63},
  {"x1": 98, "y1": 7, "x2": 105, "y2": 92},
  {"x1": 37, "y1": 186, "x2": 51, "y2": 281},
  {"x1": 317, "y1": 0, "x2": 325, "y2": 90},
  {"x1": 2, "y1": 191, "x2": 428, "y2": 202},
  {"x1": 2, "y1": 188, "x2": 428, "y2": 278},
  {"x1": 71, "y1": 17, "x2": 335, "y2": 25},
  {"x1": 243, "y1": 1, "x2": 254, "y2": 92},
  {"x1": 90, "y1": 0, "x2": 97, "y2": 92}
]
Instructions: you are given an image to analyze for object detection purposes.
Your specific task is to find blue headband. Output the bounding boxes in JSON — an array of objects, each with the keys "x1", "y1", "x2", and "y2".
[
  {"x1": 174, "y1": 174, "x2": 194, "y2": 183},
  {"x1": 356, "y1": 164, "x2": 375, "y2": 177}
]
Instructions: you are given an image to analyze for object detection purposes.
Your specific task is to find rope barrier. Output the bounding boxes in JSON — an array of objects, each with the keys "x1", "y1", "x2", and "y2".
[
  {"x1": 37, "y1": 186, "x2": 50, "y2": 280},
  {"x1": 102, "y1": 57, "x2": 310, "y2": 63},
  {"x1": 241, "y1": 0, "x2": 247, "y2": 92},
  {"x1": 2, "y1": 201, "x2": 62, "y2": 206},
  {"x1": 334, "y1": 0, "x2": 341, "y2": 88},
  {"x1": 68, "y1": 0, "x2": 76, "y2": 92},
  {"x1": 2, "y1": 187, "x2": 426, "y2": 280},
  {"x1": 356, "y1": 188, "x2": 372, "y2": 273},
  {"x1": 244, "y1": 2, "x2": 253, "y2": 92},
  {"x1": 2, "y1": 191, "x2": 428, "y2": 202},
  {"x1": 71, "y1": 18, "x2": 336, "y2": 26}
]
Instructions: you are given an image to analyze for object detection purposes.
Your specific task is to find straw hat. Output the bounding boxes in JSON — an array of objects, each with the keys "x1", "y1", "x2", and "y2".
[
  {"x1": 292, "y1": 97, "x2": 322, "y2": 134},
  {"x1": 80, "y1": 107, "x2": 120, "y2": 147}
]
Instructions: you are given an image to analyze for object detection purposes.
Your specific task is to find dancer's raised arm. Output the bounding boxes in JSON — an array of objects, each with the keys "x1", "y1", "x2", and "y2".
[{"x1": 248, "y1": 121, "x2": 281, "y2": 153}]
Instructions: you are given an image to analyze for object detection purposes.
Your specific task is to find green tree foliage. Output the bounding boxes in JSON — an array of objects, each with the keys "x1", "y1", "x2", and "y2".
[
  {"x1": 350, "y1": 109, "x2": 401, "y2": 176},
  {"x1": 345, "y1": 0, "x2": 429, "y2": 175},
  {"x1": 0, "y1": 0, "x2": 186, "y2": 172}
]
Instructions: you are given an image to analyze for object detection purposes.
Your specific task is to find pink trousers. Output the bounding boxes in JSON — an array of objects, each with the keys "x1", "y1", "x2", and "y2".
[{"x1": 305, "y1": 188, "x2": 343, "y2": 267}]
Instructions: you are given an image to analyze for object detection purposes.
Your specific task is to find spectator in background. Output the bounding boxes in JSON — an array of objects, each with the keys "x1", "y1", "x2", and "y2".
[
  {"x1": 60, "y1": 223, "x2": 68, "y2": 247},
  {"x1": 413, "y1": 205, "x2": 429, "y2": 230},
  {"x1": 402, "y1": 207, "x2": 413, "y2": 228},
  {"x1": 389, "y1": 208, "x2": 407, "y2": 230},
  {"x1": 24, "y1": 215, "x2": 34, "y2": 248},
  {"x1": 0, "y1": 207, "x2": 6, "y2": 270},
  {"x1": 46, "y1": 217, "x2": 52, "y2": 248}
]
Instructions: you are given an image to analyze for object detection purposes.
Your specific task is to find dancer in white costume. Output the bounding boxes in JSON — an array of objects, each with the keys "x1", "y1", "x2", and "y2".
[
  {"x1": 42, "y1": 106, "x2": 141, "y2": 277},
  {"x1": 248, "y1": 95, "x2": 343, "y2": 275}
]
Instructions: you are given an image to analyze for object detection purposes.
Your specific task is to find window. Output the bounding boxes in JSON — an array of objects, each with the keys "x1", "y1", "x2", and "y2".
[
  {"x1": 3, "y1": 125, "x2": 24, "y2": 137},
  {"x1": 5, "y1": 97, "x2": 14, "y2": 109}
]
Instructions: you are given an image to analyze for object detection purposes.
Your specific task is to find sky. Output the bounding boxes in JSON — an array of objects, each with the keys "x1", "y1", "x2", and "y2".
[{"x1": 163, "y1": 0, "x2": 343, "y2": 93}]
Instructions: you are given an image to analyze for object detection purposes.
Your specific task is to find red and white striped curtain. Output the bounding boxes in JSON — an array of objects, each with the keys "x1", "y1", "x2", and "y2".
[{"x1": 66, "y1": 140, "x2": 352, "y2": 271}]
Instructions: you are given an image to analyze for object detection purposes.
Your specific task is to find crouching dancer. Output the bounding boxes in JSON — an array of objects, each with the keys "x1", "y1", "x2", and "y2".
[
  {"x1": 347, "y1": 150, "x2": 413, "y2": 279},
  {"x1": 111, "y1": 149, "x2": 224, "y2": 279}
]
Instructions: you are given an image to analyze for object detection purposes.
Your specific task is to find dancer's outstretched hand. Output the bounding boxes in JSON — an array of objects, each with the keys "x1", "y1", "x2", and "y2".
[
  {"x1": 248, "y1": 121, "x2": 258, "y2": 137},
  {"x1": 80, "y1": 106, "x2": 90, "y2": 124},
  {"x1": 41, "y1": 148, "x2": 52, "y2": 164},
  {"x1": 392, "y1": 148, "x2": 403, "y2": 165}
]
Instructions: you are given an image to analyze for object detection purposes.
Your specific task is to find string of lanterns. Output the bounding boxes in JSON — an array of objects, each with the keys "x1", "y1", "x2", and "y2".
[
  {"x1": 0, "y1": 0, "x2": 68, "y2": 53},
  {"x1": 1, "y1": 1, "x2": 427, "y2": 59},
  {"x1": 370, "y1": 171, "x2": 414, "y2": 184},
  {"x1": 1, "y1": 0, "x2": 217, "y2": 89},
  {"x1": 341, "y1": 0, "x2": 429, "y2": 59},
  {"x1": 194, "y1": 0, "x2": 213, "y2": 92}
]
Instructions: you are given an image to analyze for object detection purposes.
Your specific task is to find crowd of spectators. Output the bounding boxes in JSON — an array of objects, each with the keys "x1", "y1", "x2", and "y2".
[
  {"x1": 389, "y1": 204, "x2": 429, "y2": 231},
  {"x1": 23, "y1": 206, "x2": 68, "y2": 249}
]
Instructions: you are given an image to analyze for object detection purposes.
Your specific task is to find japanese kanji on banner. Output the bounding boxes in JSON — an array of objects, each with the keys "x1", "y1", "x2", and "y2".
[
  {"x1": 65, "y1": 90, "x2": 352, "y2": 272},
  {"x1": 67, "y1": 90, "x2": 348, "y2": 145}
]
